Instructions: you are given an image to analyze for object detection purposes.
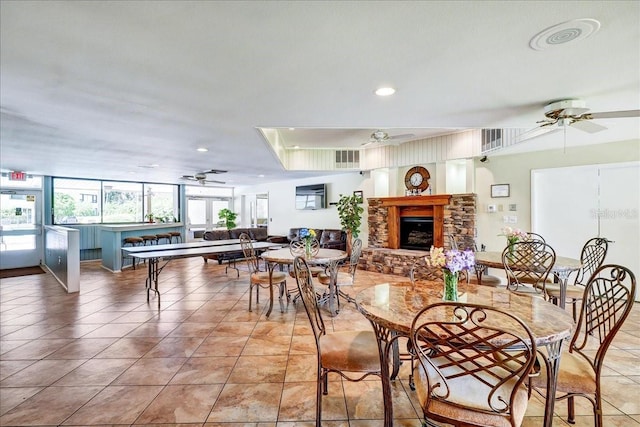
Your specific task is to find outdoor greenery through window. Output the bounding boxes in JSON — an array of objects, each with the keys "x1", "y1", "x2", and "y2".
[{"x1": 53, "y1": 178, "x2": 180, "y2": 224}]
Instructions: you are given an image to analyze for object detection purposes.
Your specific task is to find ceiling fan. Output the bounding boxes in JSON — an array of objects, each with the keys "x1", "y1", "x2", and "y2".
[
  {"x1": 361, "y1": 130, "x2": 416, "y2": 148},
  {"x1": 180, "y1": 169, "x2": 227, "y2": 185},
  {"x1": 518, "y1": 99, "x2": 640, "y2": 141}
]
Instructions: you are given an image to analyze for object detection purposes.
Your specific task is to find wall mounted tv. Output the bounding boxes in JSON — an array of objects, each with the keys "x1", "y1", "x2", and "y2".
[{"x1": 295, "y1": 183, "x2": 327, "y2": 210}]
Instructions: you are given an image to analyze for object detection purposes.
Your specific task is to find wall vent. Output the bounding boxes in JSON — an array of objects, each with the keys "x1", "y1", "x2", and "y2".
[
  {"x1": 481, "y1": 129, "x2": 503, "y2": 153},
  {"x1": 335, "y1": 150, "x2": 360, "y2": 169}
]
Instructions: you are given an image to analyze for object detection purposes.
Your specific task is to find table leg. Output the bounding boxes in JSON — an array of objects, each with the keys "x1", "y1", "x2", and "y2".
[
  {"x1": 554, "y1": 269, "x2": 572, "y2": 309},
  {"x1": 475, "y1": 264, "x2": 486, "y2": 285},
  {"x1": 541, "y1": 339, "x2": 565, "y2": 427},
  {"x1": 144, "y1": 257, "x2": 169, "y2": 308},
  {"x1": 326, "y1": 259, "x2": 341, "y2": 317}
]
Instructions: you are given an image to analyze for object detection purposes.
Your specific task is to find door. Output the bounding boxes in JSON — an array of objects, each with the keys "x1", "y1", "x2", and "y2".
[
  {"x1": 186, "y1": 196, "x2": 232, "y2": 240},
  {"x1": 0, "y1": 190, "x2": 43, "y2": 269}
]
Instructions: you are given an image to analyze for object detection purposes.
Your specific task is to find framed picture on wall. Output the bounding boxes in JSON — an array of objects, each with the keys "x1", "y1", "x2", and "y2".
[
  {"x1": 353, "y1": 190, "x2": 364, "y2": 203},
  {"x1": 491, "y1": 184, "x2": 510, "y2": 198}
]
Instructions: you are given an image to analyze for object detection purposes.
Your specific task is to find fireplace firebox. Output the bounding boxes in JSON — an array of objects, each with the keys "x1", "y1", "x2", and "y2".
[{"x1": 400, "y1": 217, "x2": 434, "y2": 250}]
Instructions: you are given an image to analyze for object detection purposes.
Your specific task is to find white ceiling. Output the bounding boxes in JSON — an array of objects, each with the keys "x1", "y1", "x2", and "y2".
[{"x1": 1, "y1": 1, "x2": 639, "y2": 186}]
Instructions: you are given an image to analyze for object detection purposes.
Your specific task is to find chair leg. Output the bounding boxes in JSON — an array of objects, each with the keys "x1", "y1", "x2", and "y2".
[
  {"x1": 567, "y1": 396, "x2": 575, "y2": 424},
  {"x1": 249, "y1": 283, "x2": 254, "y2": 312},
  {"x1": 316, "y1": 370, "x2": 324, "y2": 427}
]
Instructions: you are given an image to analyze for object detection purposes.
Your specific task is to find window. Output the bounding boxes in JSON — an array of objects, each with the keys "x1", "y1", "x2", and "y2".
[
  {"x1": 52, "y1": 178, "x2": 181, "y2": 224},
  {"x1": 53, "y1": 178, "x2": 101, "y2": 224}
]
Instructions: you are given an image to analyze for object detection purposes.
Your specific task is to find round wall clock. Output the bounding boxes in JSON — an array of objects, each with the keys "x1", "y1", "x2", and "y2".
[{"x1": 404, "y1": 166, "x2": 430, "y2": 191}]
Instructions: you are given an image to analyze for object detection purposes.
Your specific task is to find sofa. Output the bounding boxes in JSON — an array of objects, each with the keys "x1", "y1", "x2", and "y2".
[
  {"x1": 287, "y1": 228, "x2": 347, "y2": 251},
  {"x1": 202, "y1": 228, "x2": 287, "y2": 265}
]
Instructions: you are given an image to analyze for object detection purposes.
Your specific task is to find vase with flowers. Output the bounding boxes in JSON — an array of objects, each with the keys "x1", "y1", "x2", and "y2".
[
  {"x1": 426, "y1": 246, "x2": 475, "y2": 301},
  {"x1": 498, "y1": 226, "x2": 527, "y2": 257},
  {"x1": 299, "y1": 228, "x2": 317, "y2": 259}
]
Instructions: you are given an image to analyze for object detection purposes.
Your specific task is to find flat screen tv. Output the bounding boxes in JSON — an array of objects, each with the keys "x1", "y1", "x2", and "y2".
[{"x1": 295, "y1": 183, "x2": 327, "y2": 210}]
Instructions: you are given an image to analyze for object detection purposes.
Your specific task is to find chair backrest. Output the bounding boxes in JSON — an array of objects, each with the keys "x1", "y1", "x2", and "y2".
[
  {"x1": 574, "y1": 237, "x2": 609, "y2": 286},
  {"x1": 289, "y1": 238, "x2": 320, "y2": 257},
  {"x1": 571, "y1": 264, "x2": 635, "y2": 374},
  {"x1": 524, "y1": 232, "x2": 546, "y2": 243},
  {"x1": 409, "y1": 257, "x2": 444, "y2": 284},
  {"x1": 446, "y1": 233, "x2": 459, "y2": 251},
  {"x1": 410, "y1": 302, "x2": 536, "y2": 418},
  {"x1": 502, "y1": 240, "x2": 556, "y2": 292},
  {"x1": 293, "y1": 256, "x2": 326, "y2": 345},
  {"x1": 239, "y1": 232, "x2": 260, "y2": 274}
]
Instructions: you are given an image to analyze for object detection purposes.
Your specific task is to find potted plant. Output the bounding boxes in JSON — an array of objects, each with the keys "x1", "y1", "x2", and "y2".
[
  {"x1": 218, "y1": 208, "x2": 238, "y2": 230},
  {"x1": 337, "y1": 193, "x2": 364, "y2": 254}
]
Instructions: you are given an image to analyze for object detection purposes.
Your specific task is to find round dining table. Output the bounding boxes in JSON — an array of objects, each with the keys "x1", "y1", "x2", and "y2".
[
  {"x1": 475, "y1": 250, "x2": 582, "y2": 308},
  {"x1": 261, "y1": 247, "x2": 347, "y2": 316},
  {"x1": 356, "y1": 280, "x2": 575, "y2": 427}
]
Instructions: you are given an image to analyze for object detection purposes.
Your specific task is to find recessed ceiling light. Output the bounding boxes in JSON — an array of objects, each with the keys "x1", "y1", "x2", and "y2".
[
  {"x1": 529, "y1": 18, "x2": 601, "y2": 51},
  {"x1": 258, "y1": 174, "x2": 265, "y2": 178},
  {"x1": 289, "y1": 128, "x2": 295, "y2": 131},
  {"x1": 196, "y1": 147, "x2": 208, "y2": 152},
  {"x1": 375, "y1": 87, "x2": 396, "y2": 96},
  {"x1": 292, "y1": 145, "x2": 300, "y2": 149}
]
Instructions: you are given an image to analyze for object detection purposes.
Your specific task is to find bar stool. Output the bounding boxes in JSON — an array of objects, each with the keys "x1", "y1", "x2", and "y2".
[
  {"x1": 140, "y1": 235, "x2": 158, "y2": 245},
  {"x1": 169, "y1": 231, "x2": 182, "y2": 243},
  {"x1": 122, "y1": 236, "x2": 144, "y2": 269},
  {"x1": 155, "y1": 233, "x2": 172, "y2": 244}
]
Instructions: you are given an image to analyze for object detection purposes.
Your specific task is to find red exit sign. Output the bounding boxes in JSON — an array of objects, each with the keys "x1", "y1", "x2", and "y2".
[{"x1": 9, "y1": 171, "x2": 27, "y2": 181}]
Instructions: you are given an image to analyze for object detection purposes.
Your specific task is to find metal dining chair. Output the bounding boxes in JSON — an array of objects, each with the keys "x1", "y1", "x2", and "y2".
[
  {"x1": 502, "y1": 240, "x2": 556, "y2": 298},
  {"x1": 530, "y1": 264, "x2": 636, "y2": 427},
  {"x1": 293, "y1": 256, "x2": 391, "y2": 427},
  {"x1": 239, "y1": 233, "x2": 288, "y2": 317},
  {"x1": 317, "y1": 238, "x2": 362, "y2": 305},
  {"x1": 545, "y1": 237, "x2": 609, "y2": 320},
  {"x1": 410, "y1": 302, "x2": 537, "y2": 427}
]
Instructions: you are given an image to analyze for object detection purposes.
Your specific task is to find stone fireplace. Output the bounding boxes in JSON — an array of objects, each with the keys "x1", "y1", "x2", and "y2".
[{"x1": 361, "y1": 193, "x2": 477, "y2": 275}]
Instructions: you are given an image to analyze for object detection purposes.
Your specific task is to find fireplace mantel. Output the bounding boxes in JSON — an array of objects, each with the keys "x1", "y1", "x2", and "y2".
[{"x1": 373, "y1": 194, "x2": 452, "y2": 249}]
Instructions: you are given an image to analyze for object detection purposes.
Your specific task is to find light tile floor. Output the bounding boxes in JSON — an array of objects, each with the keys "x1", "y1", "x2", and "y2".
[{"x1": 1, "y1": 258, "x2": 638, "y2": 426}]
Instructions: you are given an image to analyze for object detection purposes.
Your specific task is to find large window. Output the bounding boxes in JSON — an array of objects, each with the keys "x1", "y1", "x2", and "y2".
[{"x1": 53, "y1": 178, "x2": 180, "y2": 224}]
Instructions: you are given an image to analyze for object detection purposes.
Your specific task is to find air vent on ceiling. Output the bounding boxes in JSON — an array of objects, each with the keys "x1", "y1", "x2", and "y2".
[{"x1": 335, "y1": 150, "x2": 360, "y2": 169}]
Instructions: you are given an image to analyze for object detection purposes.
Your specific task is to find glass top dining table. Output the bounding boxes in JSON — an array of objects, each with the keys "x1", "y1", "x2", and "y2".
[{"x1": 355, "y1": 280, "x2": 575, "y2": 427}]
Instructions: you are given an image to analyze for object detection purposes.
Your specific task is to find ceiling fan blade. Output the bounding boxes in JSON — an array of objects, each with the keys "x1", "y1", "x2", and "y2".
[
  {"x1": 203, "y1": 169, "x2": 228, "y2": 174},
  {"x1": 571, "y1": 119, "x2": 608, "y2": 133},
  {"x1": 388, "y1": 133, "x2": 416, "y2": 141},
  {"x1": 584, "y1": 109, "x2": 640, "y2": 119},
  {"x1": 515, "y1": 125, "x2": 561, "y2": 143},
  {"x1": 180, "y1": 175, "x2": 196, "y2": 180}
]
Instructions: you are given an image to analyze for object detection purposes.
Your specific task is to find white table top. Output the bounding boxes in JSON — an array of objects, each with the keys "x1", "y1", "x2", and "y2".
[{"x1": 122, "y1": 239, "x2": 241, "y2": 254}]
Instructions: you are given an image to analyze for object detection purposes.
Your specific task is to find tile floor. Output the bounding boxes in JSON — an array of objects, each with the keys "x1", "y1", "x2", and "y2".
[{"x1": 1, "y1": 258, "x2": 639, "y2": 426}]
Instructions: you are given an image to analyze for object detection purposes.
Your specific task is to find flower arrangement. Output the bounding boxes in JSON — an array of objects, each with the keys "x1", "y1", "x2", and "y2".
[
  {"x1": 299, "y1": 228, "x2": 317, "y2": 258},
  {"x1": 425, "y1": 246, "x2": 475, "y2": 274},
  {"x1": 299, "y1": 228, "x2": 316, "y2": 243},
  {"x1": 498, "y1": 226, "x2": 527, "y2": 244},
  {"x1": 498, "y1": 226, "x2": 528, "y2": 255},
  {"x1": 425, "y1": 246, "x2": 475, "y2": 301}
]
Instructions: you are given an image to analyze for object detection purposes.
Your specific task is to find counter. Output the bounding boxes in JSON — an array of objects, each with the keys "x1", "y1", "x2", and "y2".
[{"x1": 100, "y1": 223, "x2": 184, "y2": 272}]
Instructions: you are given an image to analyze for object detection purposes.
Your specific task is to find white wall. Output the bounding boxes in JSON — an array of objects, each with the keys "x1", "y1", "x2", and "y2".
[
  {"x1": 475, "y1": 139, "x2": 640, "y2": 253},
  {"x1": 235, "y1": 172, "x2": 372, "y2": 244}
]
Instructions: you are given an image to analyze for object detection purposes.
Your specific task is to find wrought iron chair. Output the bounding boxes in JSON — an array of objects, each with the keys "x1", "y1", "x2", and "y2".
[
  {"x1": 502, "y1": 240, "x2": 556, "y2": 298},
  {"x1": 410, "y1": 302, "x2": 537, "y2": 427},
  {"x1": 239, "y1": 233, "x2": 288, "y2": 317},
  {"x1": 545, "y1": 237, "x2": 609, "y2": 320},
  {"x1": 293, "y1": 256, "x2": 391, "y2": 427},
  {"x1": 530, "y1": 264, "x2": 636, "y2": 427},
  {"x1": 317, "y1": 238, "x2": 362, "y2": 305},
  {"x1": 524, "y1": 232, "x2": 546, "y2": 243}
]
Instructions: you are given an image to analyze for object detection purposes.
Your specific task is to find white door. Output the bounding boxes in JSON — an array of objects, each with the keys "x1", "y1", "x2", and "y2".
[
  {"x1": 186, "y1": 197, "x2": 232, "y2": 240},
  {"x1": 0, "y1": 190, "x2": 43, "y2": 269}
]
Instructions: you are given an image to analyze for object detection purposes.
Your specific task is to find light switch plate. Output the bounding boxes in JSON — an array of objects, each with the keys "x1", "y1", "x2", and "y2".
[{"x1": 487, "y1": 204, "x2": 497, "y2": 213}]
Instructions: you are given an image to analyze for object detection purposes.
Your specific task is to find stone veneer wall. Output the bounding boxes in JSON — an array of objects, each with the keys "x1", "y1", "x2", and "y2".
[{"x1": 360, "y1": 193, "x2": 477, "y2": 276}]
